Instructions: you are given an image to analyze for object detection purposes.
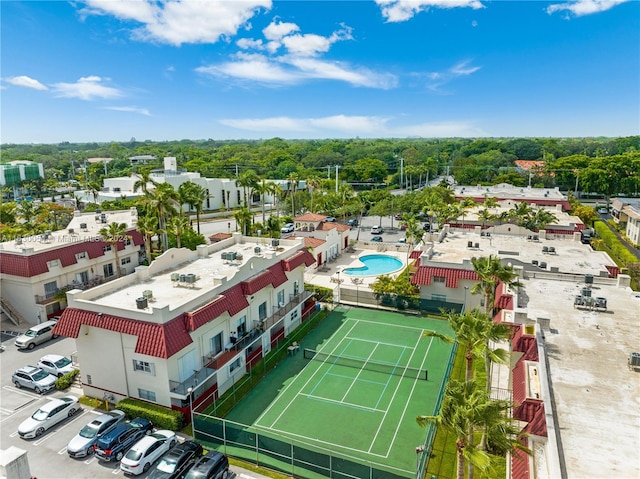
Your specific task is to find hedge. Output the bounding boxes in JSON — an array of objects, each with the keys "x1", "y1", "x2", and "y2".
[
  {"x1": 55, "y1": 369, "x2": 80, "y2": 390},
  {"x1": 594, "y1": 221, "x2": 639, "y2": 266},
  {"x1": 116, "y1": 397, "x2": 185, "y2": 431}
]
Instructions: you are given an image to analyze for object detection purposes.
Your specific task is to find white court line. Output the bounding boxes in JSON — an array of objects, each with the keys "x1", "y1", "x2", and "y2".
[
  {"x1": 325, "y1": 371, "x2": 387, "y2": 386},
  {"x1": 301, "y1": 392, "x2": 386, "y2": 413},
  {"x1": 367, "y1": 331, "x2": 425, "y2": 454},
  {"x1": 346, "y1": 316, "x2": 427, "y2": 332},
  {"x1": 340, "y1": 343, "x2": 380, "y2": 402},
  {"x1": 258, "y1": 320, "x2": 361, "y2": 429},
  {"x1": 385, "y1": 334, "x2": 436, "y2": 457},
  {"x1": 343, "y1": 336, "x2": 417, "y2": 349}
]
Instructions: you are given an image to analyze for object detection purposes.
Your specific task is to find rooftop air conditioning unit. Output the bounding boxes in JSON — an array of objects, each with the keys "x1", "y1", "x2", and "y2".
[
  {"x1": 227, "y1": 252, "x2": 237, "y2": 261},
  {"x1": 68, "y1": 228, "x2": 75, "y2": 235},
  {"x1": 142, "y1": 290, "x2": 153, "y2": 300},
  {"x1": 136, "y1": 297, "x2": 148, "y2": 309},
  {"x1": 171, "y1": 273, "x2": 180, "y2": 282},
  {"x1": 80, "y1": 223, "x2": 87, "y2": 230},
  {"x1": 254, "y1": 247, "x2": 261, "y2": 253},
  {"x1": 185, "y1": 273, "x2": 197, "y2": 284},
  {"x1": 221, "y1": 252, "x2": 229, "y2": 260},
  {"x1": 271, "y1": 239, "x2": 280, "y2": 247},
  {"x1": 15, "y1": 237, "x2": 22, "y2": 245}
]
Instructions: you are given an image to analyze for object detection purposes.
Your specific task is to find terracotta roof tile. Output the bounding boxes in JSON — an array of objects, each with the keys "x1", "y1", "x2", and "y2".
[
  {"x1": 284, "y1": 248, "x2": 316, "y2": 271},
  {"x1": 294, "y1": 212, "x2": 326, "y2": 222},
  {"x1": 410, "y1": 266, "x2": 480, "y2": 287},
  {"x1": 54, "y1": 308, "x2": 192, "y2": 359},
  {"x1": 510, "y1": 437, "x2": 531, "y2": 479},
  {"x1": 208, "y1": 232, "x2": 232, "y2": 242},
  {"x1": 303, "y1": 237, "x2": 326, "y2": 249}
]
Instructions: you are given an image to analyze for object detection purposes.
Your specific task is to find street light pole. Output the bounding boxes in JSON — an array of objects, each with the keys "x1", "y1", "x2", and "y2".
[
  {"x1": 463, "y1": 286, "x2": 469, "y2": 312},
  {"x1": 187, "y1": 387, "x2": 194, "y2": 438}
]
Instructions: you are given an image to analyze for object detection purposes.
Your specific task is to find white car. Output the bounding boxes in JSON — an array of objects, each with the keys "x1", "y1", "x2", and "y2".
[
  {"x1": 120, "y1": 430, "x2": 178, "y2": 475},
  {"x1": 18, "y1": 395, "x2": 80, "y2": 439},
  {"x1": 371, "y1": 225, "x2": 384, "y2": 234},
  {"x1": 281, "y1": 223, "x2": 294, "y2": 233},
  {"x1": 37, "y1": 354, "x2": 75, "y2": 378}
]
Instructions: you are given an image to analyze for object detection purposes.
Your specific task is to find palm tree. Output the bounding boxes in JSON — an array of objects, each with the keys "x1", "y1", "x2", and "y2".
[
  {"x1": 234, "y1": 207, "x2": 253, "y2": 236},
  {"x1": 236, "y1": 170, "x2": 259, "y2": 207},
  {"x1": 306, "y1": 175, "x2": 322, "y2": 213},
  {"x1": 459, "y1": 198, "x2": 476, "y2": 231},
  {"x1": 178, "y1": 181, "x2": 207, "y2": 233},
  {"x1": 133, "y1": 168, "x2": 158, "y2": 195},
  {"x1": 149, "y1": 183, "x2": 179, "y2": 252},
  {"x1": 99, "y1": 222, "x2": 130, "y2": 278},
  {"x1": 169, "y1": 215, "x2": 190, "y2": 249},
  {"x1": 136, "y1": 214, "x2": 158, "y2": 265},
  {"x1": 265, "y1": 215, "x2": 282, "y2": 238},
  {"x1": 255, "y1": 179, "x2": 277, "y2": 225},
  {"x1": 286, "y1": 172, "x2": 299, "y2": 216},
  {"x1": 478, "y1": 208, "x2": 493, "y2": 230},
  {"x1": 471, "y1": 255, "x2": 523, "y2": 318},
  {"x1": 417, "y1": 380, "x2": 492, "y2": 479}
]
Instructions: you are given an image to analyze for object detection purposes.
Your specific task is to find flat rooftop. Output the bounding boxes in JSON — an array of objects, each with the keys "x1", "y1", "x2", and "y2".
[
  {"x1": 523, "y1": 278, "x2": 640, "y2": 478},
  {"x1": 0, "y1": 209, "x2": 137, "y2": 254},
  {"x1": 421, "y1": 230, "x2": 613, "y2": 276},
  {"x1": 453, "y1": 183, "x2": 566, "y2": 200},
  {"x1": 78, "y1": 236, "x2": 303, "y2": 315},
  {"x1": 459, "y1": 204, "x2": 582, "y2": 228}
]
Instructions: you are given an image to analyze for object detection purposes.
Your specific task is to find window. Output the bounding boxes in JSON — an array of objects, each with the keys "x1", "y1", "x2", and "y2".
[
  {"x1": 121, "y1": 256, "x2": 132, "y2": 265},
  {"x1": 433, "y1": 276, "x2": 446, "y2": 283},
  {"x1": 103, "y1": 245, "x2": 112, "y2": 253},
  {"x1": 229, "y1": 357, "x2": 243, "y2": 374},
  {"x1": 75, "y1": 252, "x2": 87, "y2": 260},
  {"x1": 125, "y1": 238, "x2": 132, "y2": 246},
  {"x1": 44, "y1": 281, "x2": 58, "y2": 299},
  {"x1": 46, "y1": 259, "x2": 60, "y2": 269},
  {"x1": 237, "y1": 316, "x2": 247, "y2": 336},
  {"x1": 210, "y1": 332, "x2": 223, "y2": 356},
  {"x1": 258, "y1": 302, "x2": 267, "y2": 321},
  {"x1": 103, "y1": 263, "x2": 114, "y2": 278},
  {"x1": 432, "y1": 294, "x2": 447, "y2": 302},
  {"x1": 76, "y1": 271, "x2": 89, "y2": 284},
  {"x1": 138, "y1": 388, "x2": 156, "y2": 402},
  {"x1": 277, "y1": 290, "x2": 285, "y2": 307},
  {"x1": 133, "y1": 360, "x2": 155, "y2": 375},
  {"x1": 293, "y1": 281, "x2": 299, "y2": 295}
]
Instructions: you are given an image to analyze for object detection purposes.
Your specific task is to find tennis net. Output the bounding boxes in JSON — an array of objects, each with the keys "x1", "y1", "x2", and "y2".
[{"x1": 303, "y1": 348, "x2": 428, "y2": 380}]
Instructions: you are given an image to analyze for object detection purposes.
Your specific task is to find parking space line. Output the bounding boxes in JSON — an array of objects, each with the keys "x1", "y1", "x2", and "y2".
[
  {"x1": 32, "y1": 409, "x2": 87, "y2": 446},
  {"x1": 112, "y1": 468, "x2": 121, "y2": 475},
  {"x1": 84, "y1": 456, "x2": 97, "y2": 465},
  {"x1": 58, "y1": 446, "x2": 67, "y2": 455}
]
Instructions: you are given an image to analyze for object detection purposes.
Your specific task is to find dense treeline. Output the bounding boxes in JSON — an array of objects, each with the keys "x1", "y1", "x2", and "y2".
[{"x1": 2, "y1": 136, "x2": 639, "y2": 196}]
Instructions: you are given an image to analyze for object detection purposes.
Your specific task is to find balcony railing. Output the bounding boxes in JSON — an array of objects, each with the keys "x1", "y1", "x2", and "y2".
[
  {"x1": 262, "y1": 290, "x2": 313, "y2": 331},
  {"x1": 169, "y1": 365, "x2": 217, "y2": 396},
  {"x1": 35, "y1": 275, "x2": 117, "y2": 304}
]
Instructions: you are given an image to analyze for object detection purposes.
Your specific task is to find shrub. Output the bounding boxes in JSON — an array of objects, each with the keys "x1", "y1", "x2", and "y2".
[
  {"x1": 594, "y1": 221, "x2": 638, "y2": 266},
  {"x1": 116, "y1": 397, "x2": 185, "y2": 430},
  {"x1": 55, "y1": 369, "x2": 80, "y2": 390}
]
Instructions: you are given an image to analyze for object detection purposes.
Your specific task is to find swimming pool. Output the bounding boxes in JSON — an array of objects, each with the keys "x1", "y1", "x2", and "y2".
[{"x1": 343, "y1": 254, "x2": 404, "y2": 276}]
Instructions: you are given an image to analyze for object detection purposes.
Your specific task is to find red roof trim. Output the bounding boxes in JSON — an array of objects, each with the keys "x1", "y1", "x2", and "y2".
[
  {"x1": 411, "y1": 266, "x2": 480, "y2": 287},
  {"x1": 284, "y1": 248, "x2": 316, "y2": 271},
  {"x1": 54, "y1": 308, "x2": 192, "y2": 359},
  {"x1": 511, "y1": 437, "x2": 531, "y2": 479}
]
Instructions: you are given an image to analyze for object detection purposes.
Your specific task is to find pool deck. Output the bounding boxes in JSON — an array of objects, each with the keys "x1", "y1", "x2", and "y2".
[{"x1": 304, "y1": 244, "x2": 409, "y2": 290}]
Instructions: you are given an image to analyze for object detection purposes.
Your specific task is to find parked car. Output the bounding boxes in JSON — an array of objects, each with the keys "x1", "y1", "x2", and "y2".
[
  {"x1": 67, "y1": 410, "x2": 126, "y2": 458},
  {"x1": 18, "y1": 395, "x2": 80, "y2": 439},
  {"x1": 148, "y1": 440, "x2": 203, "y2": 479},
  {"x1": 325, "y1": 216, "x2": 336, "y2": 222},
  {"x1": 397, "y1": 237, "x2": 407, "y2": 244},
  {"x1": 280, "y1": 223, "x2": 294, "y2": 233},
  {"x1": 14, "y1": 320, "x2": 59, "y2": 350},
  {"x1": 12, "y1": 365, "x2": 57, "y2": 394},
  {"x1": 184, "y1": 451, "x2": 229, "y2": 479},
  {"x1": 422, "y1": 222, "x2": 431, "y2": 231},
  {"x1": 94, "y1": 418, "x2": 153, "y2": 462},
  {"x1": 37, "y1": 354, "x2": 75, "y2": 377},
  {"x1": 598, "y1": 208, "x2": 609, "y2": 214},
  {"x1": 120, "y1": 430, "x2": 178, "y2": 475},
  {"x1": 400, "y1": 224, "x2": 408, "y2": 230},
  {"x1": 347, "y1": 218, "x2": 358, "y2": 227},
  {"x1": 371, "y1": 225, "x2": 383, "y2": 234},
  {"x1": 371, "y1": 236, "x2": 383, "y2": 243},
  {"x1": 394, "y1": 213, "x2": 402, "y2": 220}
]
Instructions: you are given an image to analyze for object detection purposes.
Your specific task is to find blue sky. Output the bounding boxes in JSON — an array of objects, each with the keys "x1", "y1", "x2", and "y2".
[{"x1": 1, "y1": 0, "x2": 638, "y2": 144}]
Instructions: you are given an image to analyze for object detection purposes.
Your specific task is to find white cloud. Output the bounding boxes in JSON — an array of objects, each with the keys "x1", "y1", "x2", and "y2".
[
  {"x1": 237, "y1": 38, "x2": 264, "y2": 50},
  {"x1": 196, "y1": 53, "x2": 300, "y2": 84},
  {"x1": 375, "y1": 0, "x2": 484, "y2": 23},
  {"x1": 79, "y1": 0, "x2": 272, "y2": 46},
  {"x1": 52, "y1": 76, "x2": 123, "y2": 100},
  {"x1": 286, "y1": 57, "x2": 397, "y2": 89},
  {"x1": 219, "y1": 115, "x2": 484, "y2": 137},
  {"x1": 425, "y1": 60, "x2": 481, "y2": 92},
  {"x1": 103, "y1": 106, "x2": 151, "y2": 116},
  {"x1": 546, "y1": 0, "x2": 629, "y2": 16},
  {"x1": 262, "y1": 20, "x2": 299, "y2": 42},
  {"x1": 5, "y1": 75, "x2": 48, "y2": 90}
]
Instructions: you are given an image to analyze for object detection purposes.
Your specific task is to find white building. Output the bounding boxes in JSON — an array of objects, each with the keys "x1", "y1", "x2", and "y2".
[
  {"x1": 611, "y1": 198, "x2": 640, "y2": 247},
  {"x1": 0, "y1": 209, "x2": 143, "y2": 325},
  {"x1": 53, "y1": 235, "x2": 316, "y2": 415},
  {"x1": 288, "y1": 212, "x2": 353, "y2": 267}
]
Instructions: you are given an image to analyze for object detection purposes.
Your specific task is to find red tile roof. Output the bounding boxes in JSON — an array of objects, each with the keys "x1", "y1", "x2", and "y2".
[
  {"x1": 512, "y1": 356, "x2": 527, "y2": 405},
  {"x1": 316, "y1": 222, "x2": 351, "y2": 233},
  {"x1": 525, "y1": 402, "x2": 548, "y2": 437},
  {"x1": 605, "y1": 265, "x2": 620, "y2": 278},
  {"x1": 409, "y1": 250, "x2": 422, "y2": 259},
  {"x1": 303, "y1": 236, "x2": 326, "y2": 249},
  {"x1": 411, "y1": 266, "x2": 480, "y2": 287},
  {"x1": 208, "y1": 232, "x2": 232, "y2": 242},
  {"x1": 294, "y1": 212, "x2": 326, "y2": 222},
  {"x1": 186, "y1": 283, "x2": 251, "y2": 330},
  {"x1": 512, "y1": 324, "x2": 539, "y2": 361},
  {"x1": 241, "y1": 262, "x2": 289, "y2": 296},
  {"x1": 54, "y1": 308, "x2": 192, "y2": 359},
  {"x1": 0, "y1": 228, "x2": 143, "y2": 277},
  {"x1": 283, "y1": 248, "x2": 316, "y2": 271},
  {"x1": 510, "y1": 437, "x2": 531, "y2": 479}
]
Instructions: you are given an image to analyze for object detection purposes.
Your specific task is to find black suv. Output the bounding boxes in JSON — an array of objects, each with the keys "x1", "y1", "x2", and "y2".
[
  {"x1": 148, "y1": 440, "x2": 203, "y2": 479},
  {"x1": 184, "y1": 451, "x2": 229, "y2": 479},
  {"x1": 94, "y1": 418, "x2": 153, "y2": 462}
]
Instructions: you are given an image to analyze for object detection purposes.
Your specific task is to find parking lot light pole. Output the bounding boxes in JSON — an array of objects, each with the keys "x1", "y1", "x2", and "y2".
[{"x1": 187, "y1": 387, "x2": 194, "y2": 438}]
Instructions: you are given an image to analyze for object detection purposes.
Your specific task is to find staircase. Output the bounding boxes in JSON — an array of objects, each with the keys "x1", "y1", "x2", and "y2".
[{"x1": 0, "y1": 298, "x2": 24, "y2": 326}]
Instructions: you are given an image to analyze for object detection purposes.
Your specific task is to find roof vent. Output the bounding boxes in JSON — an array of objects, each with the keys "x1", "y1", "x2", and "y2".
[
  {"x1": 80, "y1": 223, "x2": 88, "y2": 230},
  {"x1": 15, "y1": 237, "x2": 22, "y2": 245},
  {"x1": 271, "y1": 239, "x2": 280, "y2": 248},
  {"x1": 136, "y1": 297, "x2": 148, "y2": 309}
]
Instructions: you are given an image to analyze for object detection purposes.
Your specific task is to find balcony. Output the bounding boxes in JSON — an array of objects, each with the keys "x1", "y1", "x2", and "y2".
[
  {"x1": 35, "y1": 275, "x2": 117, "y2": 304},
  {"x1": 169, "y1": 365, "x2": 217, "y2": 397},
  {"x1": 261, "y1": 290, "x2": 314, "y2": 331}
]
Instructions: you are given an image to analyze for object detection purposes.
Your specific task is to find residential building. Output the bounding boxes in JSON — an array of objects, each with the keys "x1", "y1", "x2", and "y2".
[
  {"x1": 610, "y1": 198, "x2": 640, "y2": 246},
  {"x1": 53, "y1": 234, "x2": 316, "y2": 416},
  {"x1": 288, "y1": 212, "x2": 352, "y2": 267},
  {"x1": 452, "y1": 183, "x2": 571, "y2": 211},
  {"x1": 0, "y1": 209, "x2": 143, "y2": 325},
  {"x1": 0, "y1": 160, "x2": 44, "y2": 187}
]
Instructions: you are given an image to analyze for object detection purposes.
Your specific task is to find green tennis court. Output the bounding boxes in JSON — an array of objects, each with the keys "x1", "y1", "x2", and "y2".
[{"x1": 202, "y1": 307, "x2": 455, "y2": 478}]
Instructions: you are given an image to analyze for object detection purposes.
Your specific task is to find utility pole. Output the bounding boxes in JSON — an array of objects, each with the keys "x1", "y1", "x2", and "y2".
[
  {"x1": 235, "y1": 164, "x2": 239, "y2": 177},
  {"x1": 335, "y1": 165, "x2": 341, "y2": 193},
  {"x1": 400, "y1": 157, "x2": 404, "y2": 191},
  {"x1": 327, "y1": 165, "x2": 331, "y2": 179}
]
